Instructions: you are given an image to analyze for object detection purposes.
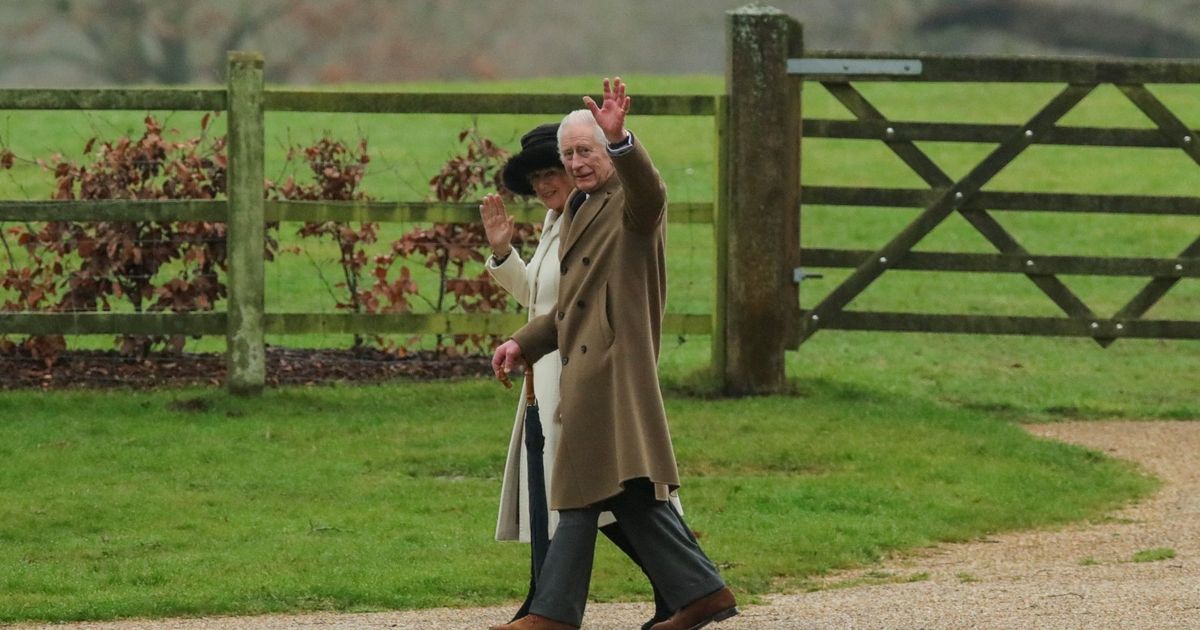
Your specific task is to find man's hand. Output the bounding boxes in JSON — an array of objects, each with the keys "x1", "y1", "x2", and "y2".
[
  {"x1": 491, "y1": 339, "x2": 524, "y2": 389},
  {"x1": 479, "y1": 193, "x2": 514, "y2": 257},
  {"x1": 583, "y1": 77, "x2": 630, "y2": 144}
]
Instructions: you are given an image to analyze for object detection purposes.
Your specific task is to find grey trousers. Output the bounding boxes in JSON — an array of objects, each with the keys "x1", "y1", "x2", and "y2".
[{"x1": 529, "y1": 479, "x2": 726, "y2": 627}]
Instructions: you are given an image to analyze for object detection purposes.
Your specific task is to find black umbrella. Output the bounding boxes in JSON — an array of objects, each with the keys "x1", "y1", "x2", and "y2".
[{"x1": 522, "y1": 367, "x2": 551, "y2": 584}]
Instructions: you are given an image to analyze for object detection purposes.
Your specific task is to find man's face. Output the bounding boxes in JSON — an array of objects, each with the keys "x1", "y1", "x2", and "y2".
[
  {"x1": 559, "y1": 123, "x2": 614, "y2": 193},
  {"x1": 528, "y1": 167, "x2": 572, "y2": 212}
]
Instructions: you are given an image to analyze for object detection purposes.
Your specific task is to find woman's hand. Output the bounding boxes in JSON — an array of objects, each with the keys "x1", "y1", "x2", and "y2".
[{"x1": 479, "y1": 193, "x2": 514, "y2": 257}]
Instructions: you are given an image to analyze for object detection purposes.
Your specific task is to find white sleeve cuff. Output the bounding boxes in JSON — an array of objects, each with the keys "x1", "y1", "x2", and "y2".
[{"x1": 606, "y1": 131, "x2": 636, "y2": 157}]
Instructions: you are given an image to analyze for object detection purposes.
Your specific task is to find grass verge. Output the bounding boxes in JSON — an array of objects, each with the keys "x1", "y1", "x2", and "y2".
[{"x1": 0, "y1": 378, "x2": 1155, "y2": 622}]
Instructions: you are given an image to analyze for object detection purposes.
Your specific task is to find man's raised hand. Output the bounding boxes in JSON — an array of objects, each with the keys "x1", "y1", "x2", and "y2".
[{"x1": 583, "y1": 77, "x2": 630, "y2": 144}]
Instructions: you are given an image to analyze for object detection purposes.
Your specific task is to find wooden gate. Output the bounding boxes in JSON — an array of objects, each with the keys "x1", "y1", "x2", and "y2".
[
  {"x1": 791, "y1": 53, "x2": 1200, "y2": 346},
  {"x1": 715, "y1": 7, "x2": 1199, "y2": 394}
]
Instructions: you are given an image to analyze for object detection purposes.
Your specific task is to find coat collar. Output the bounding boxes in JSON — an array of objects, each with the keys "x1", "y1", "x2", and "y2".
[
  {"x1": 542, "y1": 208, "x2": 561, "y2": 235},
  {"x1": 560, "y1": 175, "x2": 620, "y2": 260}
]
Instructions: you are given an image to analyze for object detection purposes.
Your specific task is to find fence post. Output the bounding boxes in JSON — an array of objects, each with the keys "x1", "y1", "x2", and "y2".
[
  {"x1": 721, "y1": 6, "x2": 802, "y2": 395},
  {"x1": 226, "y1": 52, "x2": 266, "y2": 395}
]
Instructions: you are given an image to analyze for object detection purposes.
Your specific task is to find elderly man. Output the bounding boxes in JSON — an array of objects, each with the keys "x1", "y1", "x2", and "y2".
[{"x1": 490, "y1": 78, "x2": 737, "y2": 630}]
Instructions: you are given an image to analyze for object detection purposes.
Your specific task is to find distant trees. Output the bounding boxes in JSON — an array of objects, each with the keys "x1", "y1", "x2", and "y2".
[
  {"x1": 0, "y1": 0, "x2": 524, "y2": 85},
  {"x1": 1, "y1": 0, "x2": 1199, "y2": 87},
  {"x1": 1, "y1": 0, "x2": 294, "y2": 84},
  {"x1": 918, "y1": 0, "x2": 1200, "y2": 57}
]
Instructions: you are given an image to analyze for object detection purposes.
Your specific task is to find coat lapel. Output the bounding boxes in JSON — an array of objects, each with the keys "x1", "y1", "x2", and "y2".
[
  {"x1": 528, "y1": 210, "x2": 561, "y2": 270},
  {"x1": 560, "y1": 177, "x2": 620, "y2": 260}
]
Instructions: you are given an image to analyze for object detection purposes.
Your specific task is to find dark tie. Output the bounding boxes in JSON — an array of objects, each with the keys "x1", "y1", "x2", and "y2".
[{"x1": 569, "y1": 192, "x2": 587, "y2": 217}]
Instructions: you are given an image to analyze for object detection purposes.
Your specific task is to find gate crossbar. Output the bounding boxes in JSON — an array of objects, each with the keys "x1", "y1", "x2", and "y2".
[
  {"x1": 816, "y1": 81, "x2": 1101, "y2": 343},
  {"x1": 801, "y1": 83, "x2": 1096, "y2": 341}
]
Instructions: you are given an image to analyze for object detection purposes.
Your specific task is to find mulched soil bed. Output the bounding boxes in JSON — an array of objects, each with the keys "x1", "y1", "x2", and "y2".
[{"x1": 0, "y1": 347, "x2": 493, "y2": 389}]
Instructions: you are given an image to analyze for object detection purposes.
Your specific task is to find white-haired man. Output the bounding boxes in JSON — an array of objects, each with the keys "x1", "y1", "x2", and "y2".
[{"x1": 490, "y1": 78, "x2": 737, "y2": 630}]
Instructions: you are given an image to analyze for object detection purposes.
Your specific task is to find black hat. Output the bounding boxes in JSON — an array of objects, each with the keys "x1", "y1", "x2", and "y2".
[{"x1": 501, "y1": 123, "x2": 563, "y2": 196}]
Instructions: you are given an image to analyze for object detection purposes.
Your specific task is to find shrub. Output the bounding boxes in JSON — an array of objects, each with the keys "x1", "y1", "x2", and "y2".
[
  {"x1": 1, "y1": 114, "x2": 231, "y2": 361},
  {"x1": 0, "y1": 119, "x2": 539, "y2": 366}
]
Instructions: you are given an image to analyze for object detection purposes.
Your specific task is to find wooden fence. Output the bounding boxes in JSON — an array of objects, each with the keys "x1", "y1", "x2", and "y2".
[
  {"x1": 4, "y1": 6, "x2": 1198, "y2": 396},
  {"x1": 0, "y1": 53, "x2": 720, "y2": 394}
]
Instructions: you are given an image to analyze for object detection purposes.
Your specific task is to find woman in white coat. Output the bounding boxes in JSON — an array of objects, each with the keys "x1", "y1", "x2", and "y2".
[{"x1": 482, "y1": 123, "x2": 672, "y2": 629}]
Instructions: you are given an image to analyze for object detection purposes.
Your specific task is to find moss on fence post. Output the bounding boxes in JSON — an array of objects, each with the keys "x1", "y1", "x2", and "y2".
[
  {"x1": 722, "y1": 6, "x2": 802, "y2": 395},
  {"x1": 226, "y1": 52, "x2": 266, "y2": 395}
]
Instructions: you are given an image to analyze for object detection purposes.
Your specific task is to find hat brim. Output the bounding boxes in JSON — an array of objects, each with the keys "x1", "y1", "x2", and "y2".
[{"x1": 501, "y1": 143, "x2": 563, "y2": 197}]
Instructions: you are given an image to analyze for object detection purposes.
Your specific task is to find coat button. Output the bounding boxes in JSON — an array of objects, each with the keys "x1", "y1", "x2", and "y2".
[
  {"x1": 557, "y1": 311, "x2": 564, "y2": 320},
  {"x1": 580, "y1": 345, "x2": 588, "y2": 354},
  {"x1": 576, "y1": 299, "x2": 585, "y2": 308},
  {"x1": 561, "y1": 356, "x2": 569, "y2": 366},
  {"x1": 582, "y1": 257, "x2": 591, "y2": 266}
]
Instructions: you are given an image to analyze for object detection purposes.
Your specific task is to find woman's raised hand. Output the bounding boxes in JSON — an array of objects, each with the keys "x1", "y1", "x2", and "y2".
[{"x1": 479, "y1": 193, "x2": 515, "y2": 257}]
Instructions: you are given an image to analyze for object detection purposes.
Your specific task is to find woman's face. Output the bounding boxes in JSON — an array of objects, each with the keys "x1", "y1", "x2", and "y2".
[{"x1": 528, "y1": 167, "x2": 572, "y2": 212}]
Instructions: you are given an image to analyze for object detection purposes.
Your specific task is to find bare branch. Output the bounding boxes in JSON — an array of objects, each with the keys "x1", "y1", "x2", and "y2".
[{"x1": 212, "y1": 0, "x2": 296, "y2": 78}]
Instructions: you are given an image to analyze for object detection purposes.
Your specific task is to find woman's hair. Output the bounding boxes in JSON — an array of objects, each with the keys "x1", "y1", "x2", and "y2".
[{"x1": 557, "y1": 109, "x2": 608, "y2": 149}]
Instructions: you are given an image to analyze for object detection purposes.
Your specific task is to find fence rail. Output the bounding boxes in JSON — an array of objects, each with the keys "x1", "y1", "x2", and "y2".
[
  {"x1": 0, "y1": 312, "x2": 710, "y2": 337},
  {"x1": 800, "y1": 248, "x2": 1199, "y2": 278},
  {"x1": 801, "y1": 310, "x2": 1200, "y2": 339},
  {"x1": 805, "y1": 119, "x2": 1200, "y2": 148},
  {"x1": 803, "y1": 187, "x2": 1200, "y2": 216},
  {"x1": 0, "y1": 89, "x2": 713, "y2": 116},
  {"x1": 0, "y1": 200, "x2": 715, "y2": 224},
  {"x1": 264, "y1": 92, "x2": 715, "y2": 115},
  {"x1": 0, "y1": 89, "x2": 225, "y2": 111},
  {"x1": 799, "y1": 49, "x2": 1200, "y2": 83}
]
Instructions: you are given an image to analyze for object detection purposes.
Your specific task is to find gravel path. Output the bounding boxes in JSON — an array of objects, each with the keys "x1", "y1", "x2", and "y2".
[{"x1": 18, "y1": 421, "x2": 1199, "y2": 629}]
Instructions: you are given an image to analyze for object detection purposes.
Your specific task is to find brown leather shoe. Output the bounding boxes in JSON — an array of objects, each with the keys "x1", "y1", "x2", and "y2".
[
  {"x1": 649, "y1": 586, "x2": 738, "y2": 630},
  {"x1": 489, "y1": 613, "x2": 579, "y2": 630}
]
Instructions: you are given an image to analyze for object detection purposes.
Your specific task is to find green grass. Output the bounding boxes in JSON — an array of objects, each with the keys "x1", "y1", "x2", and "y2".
[
  {"x1": 1130, "y1": 547, "x2": 1176, "y2": 563},
  {"x1": 0, "y1": 379, "x2": 1154, "y2": 623}
]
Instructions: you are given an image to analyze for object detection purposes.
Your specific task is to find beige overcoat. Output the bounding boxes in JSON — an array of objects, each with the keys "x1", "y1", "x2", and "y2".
[
  {"x1": 512, "y1": 138, "x2": 680, "y2": 510},
  {"x1": 490, "y1": 210, "x2": 623, "y2": 542}
]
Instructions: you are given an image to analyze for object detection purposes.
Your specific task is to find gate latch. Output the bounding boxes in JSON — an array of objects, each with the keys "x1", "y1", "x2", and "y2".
[{"x1": 793, "y1": 267, "x2": 824, "y2": 284}]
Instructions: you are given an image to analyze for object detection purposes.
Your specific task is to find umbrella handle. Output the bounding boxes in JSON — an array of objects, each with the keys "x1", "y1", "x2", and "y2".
[{"x1": 524, "y1": 366, "x2": 537, "y2": 406}]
